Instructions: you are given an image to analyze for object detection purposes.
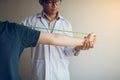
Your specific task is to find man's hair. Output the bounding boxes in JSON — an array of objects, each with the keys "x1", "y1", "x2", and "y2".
[{"x1": 39, "y1": 0, "x2": 61, "y2": 3}]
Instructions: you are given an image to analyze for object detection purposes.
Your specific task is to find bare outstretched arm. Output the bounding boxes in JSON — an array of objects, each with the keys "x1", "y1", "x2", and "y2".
[{"x1": 37, "y1": 32, "x2": 96, "y2": 47}]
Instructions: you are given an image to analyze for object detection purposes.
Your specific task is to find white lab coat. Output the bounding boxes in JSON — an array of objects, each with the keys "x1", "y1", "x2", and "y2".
[{"x1": 22, "y1": 13, "x2": 78, "y2": 80}]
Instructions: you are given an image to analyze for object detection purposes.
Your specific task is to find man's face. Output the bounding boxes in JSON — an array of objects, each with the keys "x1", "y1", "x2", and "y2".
[{"x1": 40, "y1": 0, "x2": 60, "y2": 15}]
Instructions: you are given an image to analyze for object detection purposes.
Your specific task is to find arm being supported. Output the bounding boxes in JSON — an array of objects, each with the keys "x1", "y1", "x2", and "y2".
[{"x1": 37, "y1": 32, "x2": 96, "y2": 47}]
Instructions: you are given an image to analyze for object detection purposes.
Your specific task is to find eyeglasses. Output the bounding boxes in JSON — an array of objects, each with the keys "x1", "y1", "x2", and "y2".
[{"x1": 44, "y1": 0, "x2": 60, "y2": 6}]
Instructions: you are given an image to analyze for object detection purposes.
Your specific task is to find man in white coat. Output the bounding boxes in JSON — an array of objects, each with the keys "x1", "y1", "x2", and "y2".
[{"x1": 22, "y1": 0, "x2": 95, "y2": 80}]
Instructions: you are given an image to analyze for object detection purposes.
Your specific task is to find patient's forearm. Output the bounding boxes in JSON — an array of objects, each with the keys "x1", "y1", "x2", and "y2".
[
  {"x1": 51, "y1": 33, "x2": 85, "y2": 46},
  {"x1": 38, "y1": 32, "x2": 85, "y2": 46}
]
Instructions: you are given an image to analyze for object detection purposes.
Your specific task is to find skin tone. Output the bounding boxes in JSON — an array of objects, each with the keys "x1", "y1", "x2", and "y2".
[
  {"x1": 37, "y1": 32, "x2": 96, "y2": 47},
  {"x1": 39, "y1": 0, "x2": 95, "y2": 50},
  {"x1": 40, "y1": 0, "x2": 60, "y2": 21}
]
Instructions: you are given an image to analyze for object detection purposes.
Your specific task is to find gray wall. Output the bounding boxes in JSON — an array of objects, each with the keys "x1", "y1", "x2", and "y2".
[{"x1": 0, "y1": 0, "x2": 120, "y2": 80}]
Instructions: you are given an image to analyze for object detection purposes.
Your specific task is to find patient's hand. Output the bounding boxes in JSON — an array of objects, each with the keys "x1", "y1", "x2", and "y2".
[{"x1": 86, "y1": 33, "x2": 97, "y2": 48}]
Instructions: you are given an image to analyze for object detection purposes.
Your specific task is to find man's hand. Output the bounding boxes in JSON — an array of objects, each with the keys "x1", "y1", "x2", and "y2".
[{"x1": 74, "y1": 33, "x2": 97, "y2": 55}]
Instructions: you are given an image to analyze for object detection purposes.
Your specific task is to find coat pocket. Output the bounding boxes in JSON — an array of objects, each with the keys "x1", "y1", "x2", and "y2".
[{"x1": 32, "y1": 60, "x2": 45, "y2": 80}]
